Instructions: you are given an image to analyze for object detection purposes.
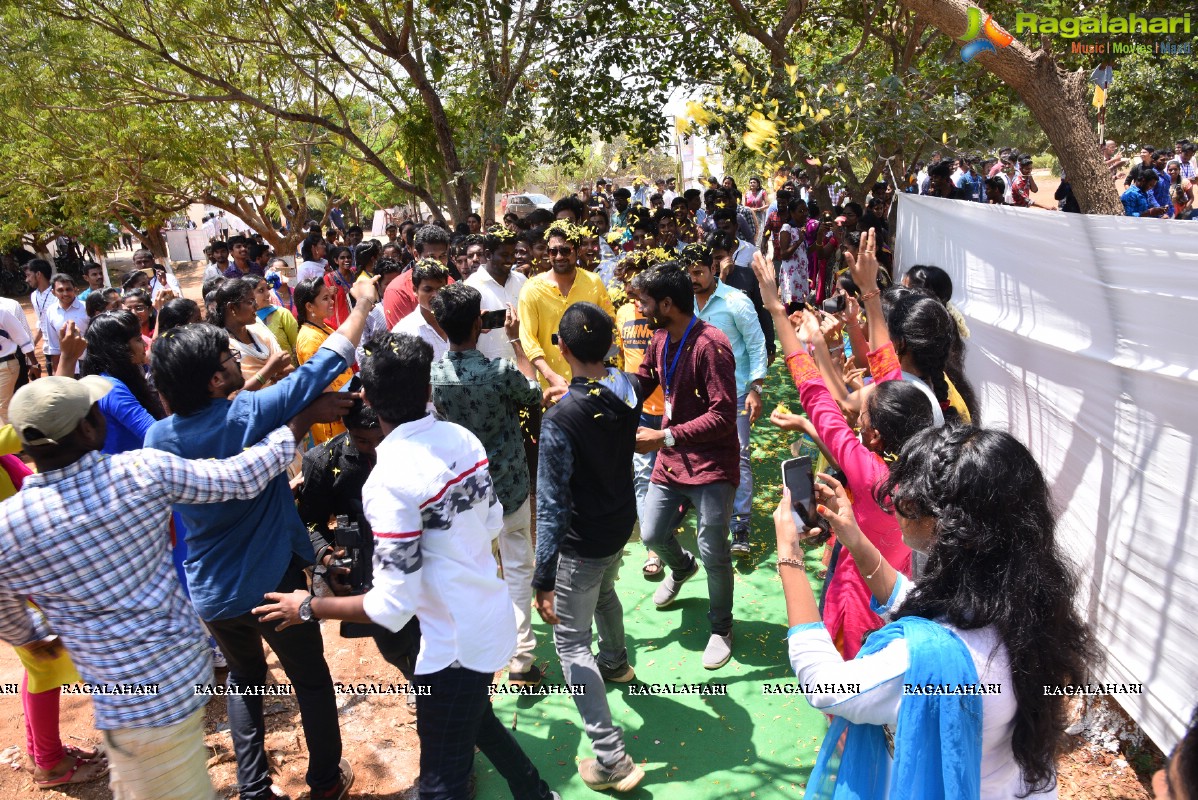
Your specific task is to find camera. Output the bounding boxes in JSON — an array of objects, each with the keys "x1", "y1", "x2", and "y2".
[
  {"x1": 822, "y1": 294, "x2": 845, "y2": 314},
  {"x1": 332, "y1": 514, "x2": 383, "y2": 639},
  {"x1": 332, "y1": 514, "x2": 370, "y2": 595}
]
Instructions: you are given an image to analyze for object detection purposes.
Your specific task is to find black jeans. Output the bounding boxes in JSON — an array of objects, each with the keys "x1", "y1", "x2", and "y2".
[
  {"x1": 206, "y1": 559, "x2": 342, "y2": 799},
  {"x1": 414, "y1": 665, "x2": 553, "y2": 800}
]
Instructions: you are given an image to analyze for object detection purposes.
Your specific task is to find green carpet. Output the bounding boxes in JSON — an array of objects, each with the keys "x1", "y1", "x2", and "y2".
[{"x1": 479, "y1": 358, "x2": 830, "y2": 799}]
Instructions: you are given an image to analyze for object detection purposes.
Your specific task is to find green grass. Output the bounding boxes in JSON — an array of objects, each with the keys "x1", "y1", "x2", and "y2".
[{"x1": 478, "y1": 357, "x2": 830, "y2": 799}]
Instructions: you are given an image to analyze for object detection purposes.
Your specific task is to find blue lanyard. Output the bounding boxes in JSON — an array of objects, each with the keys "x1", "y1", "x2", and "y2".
[
  {"x1": 662, "y1": 316, "x2": 697, "y2": 398},
  {"x1": 331, "y1": 271, "x2": 356, "y2": 307}
]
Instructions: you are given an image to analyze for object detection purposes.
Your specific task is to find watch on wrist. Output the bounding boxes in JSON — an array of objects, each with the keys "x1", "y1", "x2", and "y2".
[
  {"x1": 662, "y1": 428, "x2": 676, "y2": 448},
  {"x1": 298, "y1": 594, "x2": 317, "y2": 623},
  {"x1": 749, "y1": 384, "x2": 763, "y2": 396}
]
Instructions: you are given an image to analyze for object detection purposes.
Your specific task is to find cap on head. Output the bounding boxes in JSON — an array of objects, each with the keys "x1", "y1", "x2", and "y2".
[{"x1": 9, "y1": 376, "x2": 112, "y2": 447}]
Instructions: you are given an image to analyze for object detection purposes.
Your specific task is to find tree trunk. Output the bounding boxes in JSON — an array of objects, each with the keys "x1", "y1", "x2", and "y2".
[
  {"x1": 895, "y1": 0, "x2": 1122, "y2": 215},
  {"x1": 480, "y1": 158, "x2": 500, "y2": 224},
  {"x1": 134, "y1": 229, "x2": 169, "y2": 260}
]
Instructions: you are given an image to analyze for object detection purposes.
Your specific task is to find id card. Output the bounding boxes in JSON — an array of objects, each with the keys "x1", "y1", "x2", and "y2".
[{"x1": 664, "y1": 399, "x2": 672, "y2": 420}]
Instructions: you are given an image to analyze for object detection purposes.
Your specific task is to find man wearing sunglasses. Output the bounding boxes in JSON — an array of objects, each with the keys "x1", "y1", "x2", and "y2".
[{"x1": 517, "y1": 222, "x2": 615, "y2": 403}]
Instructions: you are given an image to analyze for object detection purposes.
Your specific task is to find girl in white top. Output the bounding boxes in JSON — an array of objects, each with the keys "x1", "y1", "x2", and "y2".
[
  {"x1": 775, "y1": 422, "x2": 1096, "y2": 799},
  {"x1": 776, "y1": 199, "x2": 810, "y2": 307},
  {"x1": 295, "y1": 235, "x2": 329, "y2": 285},
  {"x1": 213, "y1": 277, "x2": 293, "y2": 392}
]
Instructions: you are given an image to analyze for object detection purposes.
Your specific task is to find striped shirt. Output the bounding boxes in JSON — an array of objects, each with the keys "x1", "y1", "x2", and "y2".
[{"x1": 0, "y1": 427, "x2": 296, "y2": 729}]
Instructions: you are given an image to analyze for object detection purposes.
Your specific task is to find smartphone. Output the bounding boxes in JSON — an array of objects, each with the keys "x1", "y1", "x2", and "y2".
[
  {"x1": 781, "y1": 457, "x2": 824, "y2": 533},
  {"x1": 551, "y1": 332, "x2": 559, "y2": 345},
  {"x1": 480, "y1": 309, "x2": 507, "y2": 330}
]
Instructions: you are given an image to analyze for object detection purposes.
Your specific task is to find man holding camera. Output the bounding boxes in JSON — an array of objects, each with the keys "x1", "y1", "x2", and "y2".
[
  {"x1": 428, "y1": 283, "x2": 544, "y2": 685},
  {"x1": 296, "y1": 400, "x2": 423, "y2": 694},
  {"x1": 255, "y1": 332, "x2": 561, "y2": 800}
]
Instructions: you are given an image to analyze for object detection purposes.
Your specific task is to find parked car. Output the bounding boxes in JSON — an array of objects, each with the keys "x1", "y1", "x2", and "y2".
[{"x1": 504, "y1": 193, "x2": 555, "y2": 219}]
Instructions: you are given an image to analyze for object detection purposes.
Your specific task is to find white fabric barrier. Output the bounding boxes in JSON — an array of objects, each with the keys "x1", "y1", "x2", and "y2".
[{"x1": 894, "y1": 194, "x2": 1198, "y2": 751}]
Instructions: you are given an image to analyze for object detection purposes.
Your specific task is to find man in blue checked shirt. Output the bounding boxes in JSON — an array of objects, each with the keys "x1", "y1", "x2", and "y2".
[
  {"x1": 685, "y1": 243, "x2": 768, "y2": 560},
  {"x1": 0, "y1": 375, "x2": 333, "y2": 800},
  {"x1": 145, "y1": 277, "x2": 378, "y2": 800}
]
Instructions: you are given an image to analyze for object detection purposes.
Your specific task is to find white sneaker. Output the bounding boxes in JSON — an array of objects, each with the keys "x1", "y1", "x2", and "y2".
[
  {"x1": 211, "y1": 645, "x2": 228, "y2": 670},
  {"x1": 702, "y1": 632, "x2": 733, "y2": 670}
]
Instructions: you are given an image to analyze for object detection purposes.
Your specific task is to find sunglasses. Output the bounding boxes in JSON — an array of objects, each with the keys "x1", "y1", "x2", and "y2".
[{"x1": 547, "y1": 247, "x2": 574, "y2": 256}]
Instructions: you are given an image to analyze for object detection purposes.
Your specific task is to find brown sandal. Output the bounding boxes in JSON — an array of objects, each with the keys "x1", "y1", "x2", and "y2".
[{"x1": 33, "y1": 752, "x2": 109, "y2": 789}]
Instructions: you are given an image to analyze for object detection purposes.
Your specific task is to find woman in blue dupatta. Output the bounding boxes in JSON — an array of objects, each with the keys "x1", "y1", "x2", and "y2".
[{"x1": 773, "y1": 421, "x2": 1096, "y2": 799}]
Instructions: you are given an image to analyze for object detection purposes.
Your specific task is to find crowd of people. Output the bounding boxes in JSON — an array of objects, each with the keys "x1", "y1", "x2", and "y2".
[
  {"x1": 899, "y1": 138, "x2": 1198, "y2": 218},
  {"x1": 0, "y1": 165, "x2": 1194, "y2": 800}
]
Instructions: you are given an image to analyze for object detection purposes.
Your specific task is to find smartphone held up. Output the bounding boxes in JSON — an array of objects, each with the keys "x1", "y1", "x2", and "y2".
[{"x1": 781, "y1": 456, "x2": 830, "y2": 540}]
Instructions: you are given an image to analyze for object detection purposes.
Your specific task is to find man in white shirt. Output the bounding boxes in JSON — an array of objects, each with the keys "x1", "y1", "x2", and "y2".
[
  {"x1": 24, "y1": 258, "x2": 54, "y2": 373},
  {"x1": 391, "y1": 260, "x2": 450, "y2": 362},
  {"x1": 202, "y1": 213, "x2": 221, "y2": 244},
  {"x1": 662, "y1": 177, "x2": 678, "y2": 208},
  {"x1": 0, "y1": 295, "x2": 37, "y2": 424},
  {"x1": 45, "y1": 274, "x2": 89, "y2": 374},
  {"x1": 465, "y1": 228, "x2": 526, "y2": 361},
  {"x1": 253, "y1": 332, "x2": 561, "y2": 800}
]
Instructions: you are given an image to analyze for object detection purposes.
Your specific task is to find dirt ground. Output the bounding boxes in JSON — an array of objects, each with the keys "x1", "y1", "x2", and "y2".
[{"x1": 0, "y1": 246, "x2": 1163, "y2": 800}]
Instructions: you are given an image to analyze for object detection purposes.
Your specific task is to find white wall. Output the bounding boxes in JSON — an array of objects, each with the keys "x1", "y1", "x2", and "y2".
[{"x1": 895, "y1": 194, "x2": 1198, "y2": 750}]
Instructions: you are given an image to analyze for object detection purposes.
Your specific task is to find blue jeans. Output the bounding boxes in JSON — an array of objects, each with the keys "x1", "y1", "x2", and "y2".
[
  {"x1": 633, "y1": 412, "x2": 662, "y2": 521},
  {"x1": 730, "y1": 393, "x2": 753, "y2": 534},
  {"x1": 552, "y1": 550, "x2": 629, "y2": 766},
  {"x1": 640, "y1": 480, "x2": 736, "y2": 633}
]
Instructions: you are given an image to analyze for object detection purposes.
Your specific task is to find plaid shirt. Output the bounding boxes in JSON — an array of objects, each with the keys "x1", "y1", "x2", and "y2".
[{"x1": 0, "y1": 427, "x2": 296, "y2": 729}]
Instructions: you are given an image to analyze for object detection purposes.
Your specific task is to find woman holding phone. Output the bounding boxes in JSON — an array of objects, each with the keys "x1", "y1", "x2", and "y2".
[
  {"x1": 751, "y1": 240, "x2": 938, "y2": 658},
  {"x1": 774, "y1": 424, "x2": 1095, "y2": 798}
]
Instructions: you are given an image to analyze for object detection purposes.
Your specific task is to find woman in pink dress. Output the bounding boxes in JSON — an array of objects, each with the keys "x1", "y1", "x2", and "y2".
[
  {"x1": 753, "y1": 230, "x2": 941, "y2": 658},
  {"x1": 744, "y1": 176, "x2": 768, "y2": 245}
]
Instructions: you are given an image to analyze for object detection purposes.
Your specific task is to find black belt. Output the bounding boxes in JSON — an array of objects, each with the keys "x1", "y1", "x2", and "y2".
[{"x1": 0, "y1": 352, "x2": 17, "y2": 364}]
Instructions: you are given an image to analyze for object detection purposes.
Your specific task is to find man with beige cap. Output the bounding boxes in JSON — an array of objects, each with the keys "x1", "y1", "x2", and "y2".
[{"x1": 0, "y1": 375, "x2": 343, "y2": 800}]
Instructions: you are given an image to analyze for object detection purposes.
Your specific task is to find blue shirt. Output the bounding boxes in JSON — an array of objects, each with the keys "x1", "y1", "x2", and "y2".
[
  {"x1": 1120, "y1": 186, "x2": 1155, "y2": 217},
  {"x1": 145, "y1": 332, "x2": 356, "y2": 620},
  {"x1": 98, "y1": 374, "x2": 156, "y2": 455},
  {"x1": 694, "y1": 279, "x2": 768, "y2": 396},
  {"x1": 956, "y1": 172, "x2": 984, "y2": 202},
  {"x1": 1153, "y1": 168, "x2": 1173, "y2": 216}
]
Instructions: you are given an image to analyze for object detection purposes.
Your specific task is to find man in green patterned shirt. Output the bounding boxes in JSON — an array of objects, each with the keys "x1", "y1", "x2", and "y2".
[{"x1": 430, "y1": 283, "x2": 545, "y2": 685}]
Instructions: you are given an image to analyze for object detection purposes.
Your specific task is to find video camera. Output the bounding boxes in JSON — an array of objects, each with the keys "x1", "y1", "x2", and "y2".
[
  {"x1": 332, "y1": 514, "x2": 370, "y2": 595},
  {"x1": 332, "y1": 514, "x2": 384, "y2": 639}
]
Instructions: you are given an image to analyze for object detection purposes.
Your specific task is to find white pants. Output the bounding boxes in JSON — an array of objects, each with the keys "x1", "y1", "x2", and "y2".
[
  {"x1": 496, "y1": 496, "x2": 536, "y2": 672},
  {"x1": 103, "y1": 707, "x2": 216, "y2": 800}
]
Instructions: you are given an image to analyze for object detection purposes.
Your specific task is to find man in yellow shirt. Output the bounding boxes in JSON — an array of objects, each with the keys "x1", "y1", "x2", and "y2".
[{"x1": 518, "y1": 221, "x2": 615, "y2": 398}]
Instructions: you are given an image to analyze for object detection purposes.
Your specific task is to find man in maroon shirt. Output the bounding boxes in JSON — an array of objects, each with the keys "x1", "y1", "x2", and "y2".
[{"x1": 629, "y1": 262, "x2": 740, "y2": 670}]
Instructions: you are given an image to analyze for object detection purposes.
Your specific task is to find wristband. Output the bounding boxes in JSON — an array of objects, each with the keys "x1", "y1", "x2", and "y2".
[{"x1": 254, "y1": 372, "x2": 267, "y2": 386}]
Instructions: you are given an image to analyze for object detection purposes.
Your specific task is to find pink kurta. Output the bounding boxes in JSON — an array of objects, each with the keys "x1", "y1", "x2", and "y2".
[{"x1": 787, "y1": 348, "x2": 911, "y2": 659}]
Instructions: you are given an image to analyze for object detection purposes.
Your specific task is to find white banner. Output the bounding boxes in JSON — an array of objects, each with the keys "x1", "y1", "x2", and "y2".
[{"x1": 895, "y1": 194, "x2": 1198, "y2": 751}]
